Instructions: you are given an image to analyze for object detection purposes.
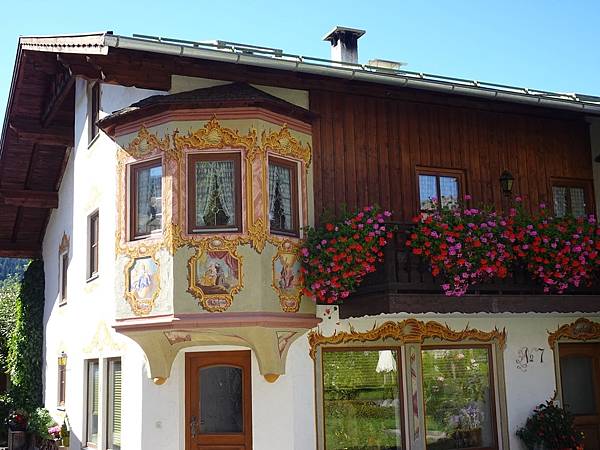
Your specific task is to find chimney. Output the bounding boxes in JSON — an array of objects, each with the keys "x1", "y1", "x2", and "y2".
[{"x1": 323, "y1": 26, "x2": 366, "y2": 64}]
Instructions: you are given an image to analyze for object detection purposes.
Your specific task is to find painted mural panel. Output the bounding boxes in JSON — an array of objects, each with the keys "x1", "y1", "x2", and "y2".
[
  {"x1": 125, "y1": 257, "x2": 160, "y2": 316},
  {"x1": 188, "y1": 248, "x2": 243, "y2": 312}
]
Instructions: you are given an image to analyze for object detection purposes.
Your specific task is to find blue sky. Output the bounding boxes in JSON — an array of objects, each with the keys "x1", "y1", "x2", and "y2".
[{"x1": 1, "y1": 0, "x2": 599, "y2": 122}]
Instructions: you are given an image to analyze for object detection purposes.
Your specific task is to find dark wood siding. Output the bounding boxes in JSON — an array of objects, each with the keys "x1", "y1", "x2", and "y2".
[{"x1": 311, "y1": 90, "x2": 594, "y2": 222}]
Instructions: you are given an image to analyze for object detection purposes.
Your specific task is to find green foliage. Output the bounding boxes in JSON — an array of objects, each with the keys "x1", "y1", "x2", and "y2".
[
  {"x1": 0, "y1": 258, "x2": 29, "y2": 282},
  {"x1": 0, "y1": 276, "x2": 20, "y2": 371},
  {"x1": 516, "y1": 400, "x2": 583, "y2": 450},
  {"x1": 27, "y1": 407, "x2": 55, "y2": 440},
  {"x1": 7, "y1": 260, "x2": 45, "y2": 412},
  {"x1": 0, "y1": 394, "x2": 13, "y2": 444}
]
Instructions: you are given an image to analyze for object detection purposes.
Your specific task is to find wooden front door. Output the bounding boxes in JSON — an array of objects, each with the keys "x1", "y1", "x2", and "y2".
[
  {"x1": 560, "y1": 343, "x2": 600, "y2": 450},
  {"x1": 185, "y1": 351, "x2": 252, "y2": 450}
]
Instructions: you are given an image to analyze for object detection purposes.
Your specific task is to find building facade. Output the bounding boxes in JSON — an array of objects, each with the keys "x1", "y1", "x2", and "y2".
[{"x1": 1, "y1": 30, "x2": 600, "y2": 450}]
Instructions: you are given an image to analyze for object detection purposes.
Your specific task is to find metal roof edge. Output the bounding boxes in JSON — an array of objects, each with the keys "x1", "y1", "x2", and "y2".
[
  {"x1": 105, "y1": 33, "x2": 600, "y2": 115},
  {"x1": 20, "y1": 32, "x2": 110, "y2": 55}
]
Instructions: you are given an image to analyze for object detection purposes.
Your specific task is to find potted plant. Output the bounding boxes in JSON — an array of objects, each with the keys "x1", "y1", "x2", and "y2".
[
  {"x1": 449, "y1": 403, "x2": 484, "y2": 448},
  {"x1": 301, "y1": 206, "x2": 394, "y2": 304},
  {"x1": 516, "y1": 400, "x2": 583, "y2": 450}
]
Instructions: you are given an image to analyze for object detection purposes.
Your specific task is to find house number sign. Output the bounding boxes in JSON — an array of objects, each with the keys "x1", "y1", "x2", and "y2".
[{"x1": 516, "y1": 347, "x2": 545, "y2": 372}]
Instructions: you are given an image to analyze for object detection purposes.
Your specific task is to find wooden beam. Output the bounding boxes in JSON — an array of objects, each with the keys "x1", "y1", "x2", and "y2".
[
  {"x1": 9, "y1": 119, "x2": 73, "y2": 147},
  {"x1": 0, "y1": 189, "x2": 58, "y2": 209},
  {"x1": 0, "y1": 240, "x2": 40, "y2": 258},
  {"x1": 42, "y1": 71, "x2": 75, "y2": 127}
]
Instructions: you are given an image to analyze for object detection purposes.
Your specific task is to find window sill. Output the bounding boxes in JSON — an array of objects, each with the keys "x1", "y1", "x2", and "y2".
[
  {"x1": 270, "y1": 230, "x2": 300, "y2": 239},
  {"x1": 86, "y1": 274, "x2": 99, "y2": 284},
  {"x1": 87, "y1": 133, "x2": 101, "y2": 149}
]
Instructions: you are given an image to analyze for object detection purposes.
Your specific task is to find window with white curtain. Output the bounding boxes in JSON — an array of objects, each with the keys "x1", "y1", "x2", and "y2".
[
  {"x1": 269, "y1": 158, "x2": 298, "y2": 235},
  {"x1": 552, "y1": 182, "x2": 589, "y2": 218},
  {"x1": 188, "y1": 153, "x2": 242, "y2": 233}
]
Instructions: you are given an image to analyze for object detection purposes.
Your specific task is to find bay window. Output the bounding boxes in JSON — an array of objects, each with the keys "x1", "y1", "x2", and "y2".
[
  {"x1": 188, "y1": 153, "x2": 242, "y2": 233},
  {"x1": 130, "y1": 159, "x2": 163, "y2": 239},
  {"x1": 268, "y1": 157, "x2": 299, "y2": 236}
]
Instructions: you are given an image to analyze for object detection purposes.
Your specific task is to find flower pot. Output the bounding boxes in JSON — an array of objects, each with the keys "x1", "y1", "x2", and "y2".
[
  {"x1": 7, "y1": 430, "x2": 27, "y2": 450},
  {"x1": 452, "y1": 428, "x2": 482, "y2": 448}
]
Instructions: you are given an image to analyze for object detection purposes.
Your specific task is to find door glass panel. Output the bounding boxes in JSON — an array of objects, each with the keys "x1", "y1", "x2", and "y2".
[
  {"x1": 322, "y1": 350, "x2": 403, "y2": 450},
  {"x1": 199, "y1": 366, "x2": 243, "y2": 433},
  {"x1": 422, "y1": 347, "x2": 495, "y2": 450},
  {"x1": 561, "y1": 356, "x2": 597, "y2": 415}
]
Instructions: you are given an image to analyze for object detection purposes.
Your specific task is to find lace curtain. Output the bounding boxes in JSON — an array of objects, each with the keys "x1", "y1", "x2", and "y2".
[
  {"x1": 196, "y1": 160, "x2": 236, "y2": 227},
  {"x1": 269, "y1": 164, "x2": 292, "y2": 231}
]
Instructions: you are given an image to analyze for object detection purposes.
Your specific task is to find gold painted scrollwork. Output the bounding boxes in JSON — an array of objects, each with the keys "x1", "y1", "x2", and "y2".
[
  {"x1": 308, "y1": 319, "x2": 507, "y2": 359},
  {"x1": 187, "y1": 238, "x2": 244, "y2": 312},
  {"x1": 548, "y1": 318, "x2": 600, "y2": 348},
  {"x1": 125, "y1": 126, "x2": 171, "y2": 158},
  {"x1": 261, "y1": 125, "x2": 312, "y2": 167},
  {"x1": 174, "y1": 116, "x2": 257, "y2": 152}
]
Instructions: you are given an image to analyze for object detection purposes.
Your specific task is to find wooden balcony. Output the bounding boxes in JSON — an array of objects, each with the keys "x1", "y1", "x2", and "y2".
[{"x1": 339, "y1": 223, "x2": 600, "y2": 318}]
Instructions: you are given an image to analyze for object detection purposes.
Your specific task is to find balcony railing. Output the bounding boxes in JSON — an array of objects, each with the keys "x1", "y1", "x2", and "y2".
[{"x1": 339, "y1": 223, "x2": 600, "y2": 318}]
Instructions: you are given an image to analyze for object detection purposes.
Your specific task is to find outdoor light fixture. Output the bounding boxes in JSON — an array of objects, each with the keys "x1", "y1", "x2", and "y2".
[
  {"x1": 58, "y1": 351, "x2": 67, "y2": 366},
  {"x1": 499, "y1": 170, "x2": 514, "y2": 197}
]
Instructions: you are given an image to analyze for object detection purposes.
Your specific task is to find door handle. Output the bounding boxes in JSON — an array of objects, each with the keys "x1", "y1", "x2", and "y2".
[{"x1": 190, "y1": 415, "x2": 199, "y2": 437}]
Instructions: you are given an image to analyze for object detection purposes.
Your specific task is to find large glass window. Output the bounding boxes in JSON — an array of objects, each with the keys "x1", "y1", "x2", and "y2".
[
  {"x1": 269, "y1": 157, "x2": 299, "y2": 236},
  {"x1": 417, "y1": 169, "x2": 463, "y2": 212},
  {"x1": 421, "y1": 347, "x2": 496, "y2": 450},
  {"x1": 107, "y1": 358, "x2": 122, "y2": 450},
  {"x1": 131, "y1": 160, "x2": 162, "y2": 239},
  {"x1": 86, "y1": 359, "x2": 100, "y2": 447},
  {"x1": 188, "y1": 153, "x2": 242, "y2": 233},
  {"x1": 322, "y1": 350, "x2": 403, "y2": 450}
]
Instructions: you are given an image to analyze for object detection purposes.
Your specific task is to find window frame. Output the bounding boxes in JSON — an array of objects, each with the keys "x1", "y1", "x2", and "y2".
[
  {"x1": 268, "y1": 155, "x2": 300, "y2": 237},
  {"x1": 550, "y1": 178, "x2": 594, "y2": 218},
  {"x1": 87, "y1": 210, "x2": 100, "y2": 281},
  {"x1": 85, "y1": 359, "x2": 100, "y2": 449},
  {"x1": 57, "y1": 354, "x2": 67, "y2": 409},
  {"x1": 187, "y1": 152, "x2": 243, "y2": 234},
  {"x1": 106, "y1": 358, "x2": 122, "y2": 450},
  {"x1": 89, "y1": 82, "x2": 101, "y2": 146},
  {"x1": 416, "y1": 167, "x2": 465, "y2": 213},
  {"x1": 129, "y1": 158, "x2": 164, "y2": 241},
  {"x1": 59, "y1": 250, "x2": 68, "y2": 305},
  {"x1": 420, "y1": 343, "x2": 499, "y2": 450}
]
